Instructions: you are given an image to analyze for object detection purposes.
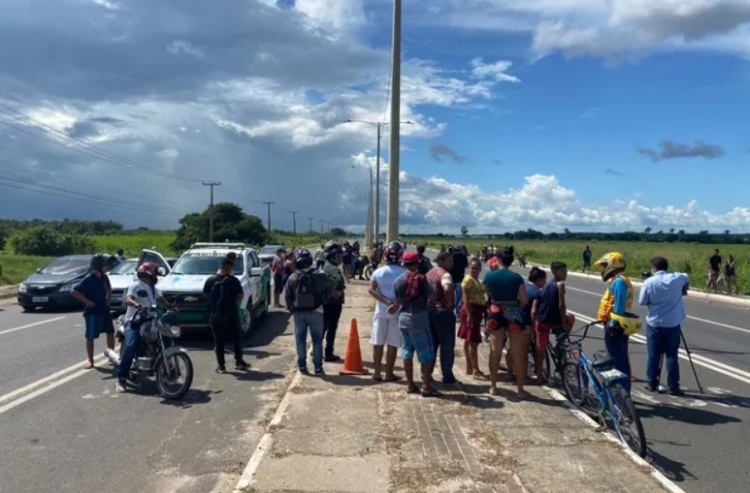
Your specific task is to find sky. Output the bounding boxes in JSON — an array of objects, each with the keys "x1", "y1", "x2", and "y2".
[{"x1": 1, "y1": 0, "x2": 749, "y2": 234}]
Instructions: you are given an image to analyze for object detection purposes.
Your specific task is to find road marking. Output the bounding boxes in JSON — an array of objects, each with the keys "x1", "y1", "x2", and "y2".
[
  {"x1": 234, "y1": 371, "x2": 301, "y2": 492},
  {"x1": 0, "y1": 316, "x2": 66, "y2": 337},
  {"x1": 566, "y1": 286, "x2": 750, "y2": 334},
  {"x1": 0, "y1": 354, "x2": 110, "y2": 415},
  {"x1": 568, "y1": 310, "x2": 750, "y2": 387}
]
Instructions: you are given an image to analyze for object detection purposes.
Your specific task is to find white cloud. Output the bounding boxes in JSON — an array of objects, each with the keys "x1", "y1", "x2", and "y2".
[{"x1": 470, "y1": 58, "x2": 521, "y2": 83}]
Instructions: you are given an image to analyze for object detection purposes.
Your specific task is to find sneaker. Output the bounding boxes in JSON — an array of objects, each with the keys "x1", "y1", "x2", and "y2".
[
  {"x1": 324, "y1": 354, "x2": 341, "y2": 362},
  {"x1": 235, "y1": 360, "x2": 251, "y2": 371},
  {"x1": 115, "y1": 379, "x2": 127, "y2": 393},
  {"x1": 216, "y1": 366, "x2": 227, "y2": 374},
  {"x1": 668, "y1": 387, "x2": 685, "y2": 396},
  {"x1": 643, "y1": 383, "x2": 658, "y2": 393},
  {"x1": 299, "y1": 367, "x2": 310, "y2": 375},
  {"x1": 314, "y1": 367, "x2": 325, "y2": 376}
]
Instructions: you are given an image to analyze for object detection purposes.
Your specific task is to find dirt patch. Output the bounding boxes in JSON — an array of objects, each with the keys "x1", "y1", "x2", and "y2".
[
  {"x1": 288, "y1": 385, "x2": 319, "y2": 395},
  {"x1": 391, "y1": 459, "x2": 467, "y2": 493}
]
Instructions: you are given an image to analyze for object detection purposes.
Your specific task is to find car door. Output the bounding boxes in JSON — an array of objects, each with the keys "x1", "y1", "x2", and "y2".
[
  {"x1": 136, "y1": 249, "x2": 172, "y2": 280},
  {"x1": 247, "y1": 251, "x2": 262, "y2": 308}
]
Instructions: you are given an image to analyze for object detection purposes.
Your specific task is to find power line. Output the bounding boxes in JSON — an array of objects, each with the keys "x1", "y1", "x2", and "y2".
[{"x1": 203, "y1": 182, "x2": 221, "y2": 242}]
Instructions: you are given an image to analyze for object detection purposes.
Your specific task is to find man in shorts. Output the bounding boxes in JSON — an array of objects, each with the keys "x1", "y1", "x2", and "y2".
[
  {"x1": 368, "y1": 241, "x2": 406, "y2": 382},
  {"x1": 708, "y1": 249, "x2": 721, "y2": 292},
  {"x1": 71, "y1": 255, "x2": 115, "y2": 369},
  {"x1": 395, "y1": 251, "x2": 439, "y2": 397},
  {"x1": 271, "y1": 248, "x2": 286, "y2": 308}
]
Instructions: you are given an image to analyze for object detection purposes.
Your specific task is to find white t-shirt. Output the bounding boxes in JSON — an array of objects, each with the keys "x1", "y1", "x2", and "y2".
[
  {"x1": 371, "y1": 264, "x2": 406, "y2": 317},
  {"x1": 124, "y1": 280, "x2": 163, "y2": 324}
]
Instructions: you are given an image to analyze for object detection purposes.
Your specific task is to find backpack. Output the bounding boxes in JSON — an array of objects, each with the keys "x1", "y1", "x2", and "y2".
[
  {"x1": 295, "y1": 269, "x2": 322, "y2": 311},
  {"x1": 402, "y1": 272, "x2": 426, "y2": 308},
  {"x1": 417, "y1": 255, "x2": 432, "y2": 275},
  {"x1": 210, "y1": 275, "x2": 238, "y2": 317}
]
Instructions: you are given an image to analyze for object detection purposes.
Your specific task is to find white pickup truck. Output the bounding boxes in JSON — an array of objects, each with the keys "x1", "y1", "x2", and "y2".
[{"x1": 136, "y1": 243, "x2": 272, "y2": 335}]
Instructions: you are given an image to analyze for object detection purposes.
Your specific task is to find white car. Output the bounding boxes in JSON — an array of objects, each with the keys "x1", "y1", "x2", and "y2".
[
  {"x1": 135, "y1": 243, "x2": 272, "y2": 335},
  {"x1": 106, "y1": 259, "x2": 138, "y2": 313}
]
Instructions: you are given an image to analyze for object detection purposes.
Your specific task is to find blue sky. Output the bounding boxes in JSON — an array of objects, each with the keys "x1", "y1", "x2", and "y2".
[{"x1": 0, "y1": 0, "x2": 749, "y2": 233}]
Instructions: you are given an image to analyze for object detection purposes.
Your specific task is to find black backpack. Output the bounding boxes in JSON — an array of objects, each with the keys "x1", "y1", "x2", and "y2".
[
  {"x1": 210, "y1": 275, "x2": 237, "y2": 317},
  {"x1": 295, "y1": 269, "x2": 321, "y2": 311},
  {"x1": 418, "y1": 255, "x2": 432, "y2": 275}
]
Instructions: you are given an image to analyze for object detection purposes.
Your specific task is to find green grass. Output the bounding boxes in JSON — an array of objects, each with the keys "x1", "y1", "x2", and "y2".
[
  {"x1": 0, "y1": 231, "x2": 331, "y2": 285},
  {"x1": 411, "y1": 237, "x2": 750, "y2": 295}
]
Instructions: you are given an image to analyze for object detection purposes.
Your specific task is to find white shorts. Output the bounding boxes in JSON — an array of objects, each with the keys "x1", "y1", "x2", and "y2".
[{"x1": 371, "y1": 315, "x2": 402, "y2": 348}]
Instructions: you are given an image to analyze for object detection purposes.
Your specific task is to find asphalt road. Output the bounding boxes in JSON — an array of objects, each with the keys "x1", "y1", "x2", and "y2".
[
  {"x1": 429, "y1": 249, "x2": 750, "y2": 493},
  {"x1": 0, "y1": 299, "x2": 297, "y2": 493}
]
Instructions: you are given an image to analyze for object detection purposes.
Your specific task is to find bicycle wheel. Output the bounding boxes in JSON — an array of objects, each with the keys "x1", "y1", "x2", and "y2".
[
  {"x1": 562, "y1": 362, "x2": 600, "y2": 417},
  {"x1": 608, "y1": 382, "x2": 647, "y2": 458}
]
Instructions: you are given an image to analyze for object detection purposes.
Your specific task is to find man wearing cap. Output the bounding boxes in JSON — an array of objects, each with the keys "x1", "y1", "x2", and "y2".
[
  {"x1": 426, "y1": 251, "x2": 457, "y2": 385},
  {"x1": 71, "y1": 255, "x2": 116, "y2": 369}
]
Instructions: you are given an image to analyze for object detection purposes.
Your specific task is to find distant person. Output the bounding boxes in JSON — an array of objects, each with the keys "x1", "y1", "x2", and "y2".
[
  {"x1": 342, "y1": 242, "x2": 353, "y2": 282},
  {"x1": 450, "y1": 245, "x2": 469, "y2": 316},
  {"x1": 203, "y1": 255, "x2": 250, "y2": 373},
  {"x1": 116, "y1": 248, "x2": 127, "y2": 262},
  {"x1": 367, "y1": 242, "x2": 405, "y2": 382},
  {"x1": 396, "y1": 251, "x2": 438, "y2": 397},
  {"x1": 594, "y1": 252, "x2": 634, "y2": 392},
  {"x1": 708, "y1": 249, "x2": 721, "y2": 292},
  {"x1": 285, "y1": 249, "x2": 332, "y2": 376},
  {"x1": 582, "y1": 246, "x2": 592, "y2": 273},
  {"x1": 416, "y1": 244, "x2": 433, "y2": 275},
  {"x1": 523, "y1": 267, "x2": 547, "y2": 390},
  {"x1": 639, "y1": 256, "x2": 688, "y2": 396},
  {"x1": 71, "y1": 255, "x2": 115, "y2": 370},
  {"x1": 725, "y1": 255, "x2": 737, "y2": 295},
  {"x1": 315, "y1": 246, "x2": 326, "y2": 270},
  {"x1": 426, "y1": 251, "x2": 457, "y2": 385},
  {"x1": 271, "y1": 248, "x2": 286, "y2": 308}
]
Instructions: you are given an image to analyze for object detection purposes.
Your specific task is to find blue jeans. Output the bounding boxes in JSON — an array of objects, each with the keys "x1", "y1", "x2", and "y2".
[
  {"x1": 294, "y1": 310, "x2": 324, "y2": 371},
  {"x1": 604, "y1": 330, "x2": 631, "y2": 392},
  {"x1": 646, "y1": 324, "x2": 681, "y2": 390},
  {"x1": 118, "y1": 323, "x2": 139, "y2": 381},
  {"x1": 454, "y1": 285, "x2": 462, "y2": 316}
]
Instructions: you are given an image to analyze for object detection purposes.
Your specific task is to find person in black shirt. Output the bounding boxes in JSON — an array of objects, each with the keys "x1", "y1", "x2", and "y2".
[
  {"x1": 203, "y1": 256, "x2": 250, "y2": 373},
  {"x1": 416, "y1": 244, "x2": 433, "y2": 275},
  {"x1": 582, "y1": 246, "x2": 592, "y2": 273},
  {"x1": 450, "y1": 245, "x2": 469, "y2": 315},
  {"x1": 71, "y1": 255, "x2": 115, "y2": 369},
  {"x1": 708, "y1": 249, "x2": 722, "y2": 292}
]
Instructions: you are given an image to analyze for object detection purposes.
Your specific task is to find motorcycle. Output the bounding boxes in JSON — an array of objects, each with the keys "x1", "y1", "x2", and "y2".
[{"x1": 105, "y1": 305, "x2": 194, "y2": 400}]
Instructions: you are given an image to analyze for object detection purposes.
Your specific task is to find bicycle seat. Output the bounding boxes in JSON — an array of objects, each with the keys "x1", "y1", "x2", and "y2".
[{"x1": 591, "y1": 352, "x2": 616, "y2": 370}]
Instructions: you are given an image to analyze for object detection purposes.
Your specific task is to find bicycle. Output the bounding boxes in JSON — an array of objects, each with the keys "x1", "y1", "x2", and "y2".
[
  {"x1": 526, "y1": 326, "x2": 572, "y2": 388},
  {"x1": 562, "y1": 320, "x2": 647, "y2": 458}
]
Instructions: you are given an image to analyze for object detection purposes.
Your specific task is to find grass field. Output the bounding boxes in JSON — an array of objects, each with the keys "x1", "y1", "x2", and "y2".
[
  {"x1": 0, "y1": 231, "x2": 327, "y2": 285},
  {"x1": 412, "y1": 238, "x2": 750, "y2": 295}
]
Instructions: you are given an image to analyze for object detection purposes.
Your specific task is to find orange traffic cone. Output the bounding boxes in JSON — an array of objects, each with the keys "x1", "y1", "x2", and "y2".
[{"x1": 339, "y1": 318, "x2": 368, "y2": 375}]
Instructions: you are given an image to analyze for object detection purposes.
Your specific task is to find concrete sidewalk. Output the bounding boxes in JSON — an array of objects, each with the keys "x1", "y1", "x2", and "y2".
[{"x1": 235, "y1": 282, "x2": 677, "y2": 493}]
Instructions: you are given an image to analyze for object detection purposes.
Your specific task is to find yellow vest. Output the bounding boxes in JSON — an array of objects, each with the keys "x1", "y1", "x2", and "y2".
[{"x1": 597, "y1": 274, "x2": 633, "y2": 321}]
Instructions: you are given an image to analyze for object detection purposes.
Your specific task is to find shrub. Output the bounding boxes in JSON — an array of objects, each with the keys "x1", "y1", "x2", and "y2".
[{"x1": 10, "y1": 226, "x2": 96, "y2": 257}]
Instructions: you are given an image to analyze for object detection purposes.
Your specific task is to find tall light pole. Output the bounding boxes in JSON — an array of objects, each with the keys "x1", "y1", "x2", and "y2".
[
  {"x1": 345, "y1": 119, "x2": 412, "y2": 243},
  {"x1": 308, "y1": 216, "x2": 314, "y2": 233},
  {"x1": 386, "y1": 0, "x2": 402, "y2": 244},
  {"x1": 289, "y1": 211, "x2": 298, "y2": 234},
  {"x1": 202, "y1": 181, "x2": 221, "y2": 242}
]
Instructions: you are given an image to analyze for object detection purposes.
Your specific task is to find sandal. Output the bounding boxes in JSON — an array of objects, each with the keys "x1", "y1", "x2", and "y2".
[
  {"x1": 473, "y1": 372, "x2": 489, "y2": 381},
  {"x1": 421, "y1": 388, "x2": 442, "y2": 398},
  {"x1": 407, "y1": 384, "x2": 420, "y2": 394},
  {"x1": 372, "y1": 375, "x2": 384, "y2": 382},
  {"x1": 385, "y1": 374, "x2": 402, "y2": 382}
]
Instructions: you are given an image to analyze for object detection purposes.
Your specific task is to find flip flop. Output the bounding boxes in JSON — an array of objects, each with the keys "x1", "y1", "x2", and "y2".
[
  {"x1": 372, "y1": 375, "x2": 384, "y2": 382},
  {"x1": 421, "y1": 388, "x2": 442, "y2": 398},
  {"x1": 407, "y1": 385, "x2": 420, "y2": 394},
  {"x1": 385, "y1": 375, "x2": 402, "y2": 382}
]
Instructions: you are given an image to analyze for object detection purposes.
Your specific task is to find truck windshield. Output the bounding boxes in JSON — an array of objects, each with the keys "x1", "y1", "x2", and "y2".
[{"x1": 171, "y1": 254, "x2": 244, "y2": 275}]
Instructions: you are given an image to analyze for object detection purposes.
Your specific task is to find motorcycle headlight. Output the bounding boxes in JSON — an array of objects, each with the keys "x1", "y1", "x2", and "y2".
[
  {"x1": 170, "y1": 325, "x2": 181, "y2": 338},
  {"x1": 18, "y1": 283, "x2": 27, "y2": 294}
]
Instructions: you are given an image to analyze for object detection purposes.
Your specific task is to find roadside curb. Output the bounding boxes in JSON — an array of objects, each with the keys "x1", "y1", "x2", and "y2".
[
  {"x1": 0, "y1": 286, "x2": 16, "y2": 300},
  {"x1": 526, "y1": 261, "x2": 750, "y2": 309}
]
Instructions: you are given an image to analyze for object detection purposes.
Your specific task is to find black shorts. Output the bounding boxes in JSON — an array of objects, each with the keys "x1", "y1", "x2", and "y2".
[{"x1": 274, "y1": 274, "x2": 284, "y2": 294}]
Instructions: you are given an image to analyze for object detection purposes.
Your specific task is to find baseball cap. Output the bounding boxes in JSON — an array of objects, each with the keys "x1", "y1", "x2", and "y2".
[{"x1": 402, "y1": 251, "x2": 420, "y2": 265}]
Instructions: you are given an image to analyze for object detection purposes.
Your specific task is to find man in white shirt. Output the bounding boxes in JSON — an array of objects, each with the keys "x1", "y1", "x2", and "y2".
[
  {"x1": 116, "y1": 262, "x2": 171, "y2": 393},
  {"x1": 368, "y1": 241, "x2": 406, "y2": 382}
]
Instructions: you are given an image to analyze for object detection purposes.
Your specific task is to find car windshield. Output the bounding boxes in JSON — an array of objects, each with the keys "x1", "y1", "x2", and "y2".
[
  {"x1": 109, "y1": 260, "x2": 137, "y2": 275},
  {"x1": 171, "y1": 253, "x2": 244, "y2": 275},
  {"x1": 38, "y1": 257, "x2": 91, "y2": 276},
  {"x1": 259, "y1": 246, "x2": 282, "y2": 256}
]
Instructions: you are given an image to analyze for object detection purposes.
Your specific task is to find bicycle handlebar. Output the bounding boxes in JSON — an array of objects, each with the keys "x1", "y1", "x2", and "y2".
[{"x1": 568, "y1": 319, "x2": 605, "y2": 344}]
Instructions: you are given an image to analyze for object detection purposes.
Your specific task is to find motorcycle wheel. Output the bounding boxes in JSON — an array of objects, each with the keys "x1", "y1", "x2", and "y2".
[
  {"x1": 155, "y1": 352, "x2": 194, "y2": 400},
  {"x1": 363, "y1": 265, "x2": 373, "y2": 281}
]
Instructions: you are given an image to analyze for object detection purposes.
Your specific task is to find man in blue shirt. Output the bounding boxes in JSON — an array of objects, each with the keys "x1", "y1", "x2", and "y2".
[
  {"x1": 71, "y1": 255, "x2": 115, "y2": 369},
  {"x1": 638, "y1": 256, "x2": 689, "y2": 396}
]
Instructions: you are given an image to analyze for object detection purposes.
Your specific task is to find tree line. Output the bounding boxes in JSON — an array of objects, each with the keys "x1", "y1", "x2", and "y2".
[{"x1": 406, "y1": 227, "x2": 750, "y2": 245}]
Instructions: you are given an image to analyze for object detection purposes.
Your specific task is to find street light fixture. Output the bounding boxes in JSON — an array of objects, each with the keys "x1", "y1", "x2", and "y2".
[{"x1": 344, "y1": 118, "x2": 413, "y2": 244}]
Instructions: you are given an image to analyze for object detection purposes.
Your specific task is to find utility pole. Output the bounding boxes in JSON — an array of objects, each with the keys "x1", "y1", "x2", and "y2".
[
  {"x1": 386, "y1": 0, "x2": 402, "y2": 244},
  {"x1": 375, "y1": 123, "x2": 382, "y2": 243},
  {"x1": 319, "y1": 219, "x2": 325, "y2": 234},
  {"x1": 289, "y1": 211, "x2": 298, "y2": 234},
  {"x1": 263, "y1": 201, "x2": 275, "y2": 233},
  {"x1": 202, "y1": 181, "x2": 221, "y2": 242},
  {"x1": 308, "y1": 217, "x2": 314, "y2": 233}
]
